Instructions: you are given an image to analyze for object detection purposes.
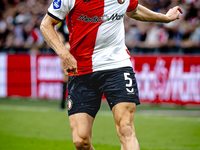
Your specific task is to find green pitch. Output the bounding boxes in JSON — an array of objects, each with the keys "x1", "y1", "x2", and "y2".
[{"x1": 0, "y1": 98, "x2": 200, "y2": 150}]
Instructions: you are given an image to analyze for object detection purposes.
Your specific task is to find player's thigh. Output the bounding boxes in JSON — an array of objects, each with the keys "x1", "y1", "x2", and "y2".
[
  {"x1": 112, "y1": 102, "x2": 136, "y2": 125},
  {"x1": 67, "y1": 74, "x2": 102, "y2": 118},
  {"x1": 69, "y1": 113, "x2": 94, "y2": 139}
]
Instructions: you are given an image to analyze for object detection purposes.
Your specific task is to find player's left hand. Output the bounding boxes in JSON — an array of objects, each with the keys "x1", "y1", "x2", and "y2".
[{"x1": 165, "y1": 6, "x2": 183, "y2": 22}]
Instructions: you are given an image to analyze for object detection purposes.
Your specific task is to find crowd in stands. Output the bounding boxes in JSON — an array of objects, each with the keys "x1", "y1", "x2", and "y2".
[
  {"x1": 0, "y1": 0, "x2": 199, "y2": 54},
  {"x1": 125, "y1": 0, "x2": 200, "y2": 53}
]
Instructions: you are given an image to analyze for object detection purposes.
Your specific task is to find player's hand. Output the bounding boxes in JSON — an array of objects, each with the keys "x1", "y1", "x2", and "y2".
[
  {"x1": 60, "y1": 52, "x2": 77, "y2": 75},
  {"x1": 165, "y1": 6, "x2": 183, "y2": 22}
]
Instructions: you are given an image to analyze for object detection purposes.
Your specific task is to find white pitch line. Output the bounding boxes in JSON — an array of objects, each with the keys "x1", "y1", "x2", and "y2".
[
  {"x1": 136, "y1": 110, "x2": 200, "y2": 116},
  {"x1": 139, "y1": 147, "x2": 196, "y2": 150},
  {"x1": 0, "y1": 105, "x2": 55, "y2": 113},
  {"x1": 1, "y1": 105, "x2": 200, "y2": 123}
]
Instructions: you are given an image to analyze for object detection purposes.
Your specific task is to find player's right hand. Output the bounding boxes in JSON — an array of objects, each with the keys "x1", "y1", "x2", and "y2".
[{"x1": 60, "y1": 52, "x2": 77, "y2": 75}]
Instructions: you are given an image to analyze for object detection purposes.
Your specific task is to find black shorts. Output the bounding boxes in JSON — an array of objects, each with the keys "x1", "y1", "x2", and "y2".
[{"x1": 67, "y1": 67, "x2": 140, "y2": 118}]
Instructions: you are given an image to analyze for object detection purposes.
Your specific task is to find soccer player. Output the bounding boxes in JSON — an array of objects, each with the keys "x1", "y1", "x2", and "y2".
[{"x1": 40, "y1": 0, "x2": 182, "y2": 149}]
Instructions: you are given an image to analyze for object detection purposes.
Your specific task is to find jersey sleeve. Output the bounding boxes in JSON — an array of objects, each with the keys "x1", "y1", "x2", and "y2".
[
  {"x1": 47, "y1": 0, "x2": 75, "y2": 21},
  {"x1": 126, "y1": 0, "x2": 138, "y2": 12}
]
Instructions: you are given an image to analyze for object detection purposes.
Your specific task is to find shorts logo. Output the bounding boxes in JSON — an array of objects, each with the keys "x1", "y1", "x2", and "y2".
[
  {"x1": 67, "y1": 98, "x2": 73, "y2": 110},
  {"x1": 117, "y1": 0, "x2": 125, "y2": 4},
  {"x1": 53, "y1": 0, "x2": 61, "y2": 9},
  {"x1": 126, "y1": 88, "x2": 135, "y2": 94}
]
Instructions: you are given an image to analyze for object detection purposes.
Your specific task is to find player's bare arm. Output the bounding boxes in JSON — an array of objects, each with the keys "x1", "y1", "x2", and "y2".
[
  {"x1": 40, "y1": 15, "x2": 77, "y2": 75},
  {"x1": 126, "y1": 4, "x2": 183, "y2": 23}
]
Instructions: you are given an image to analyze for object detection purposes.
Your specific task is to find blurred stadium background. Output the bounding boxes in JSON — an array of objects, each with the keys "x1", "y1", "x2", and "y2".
[{"x1": 0, "y1": 0, "x2": 200, "y2": 150}]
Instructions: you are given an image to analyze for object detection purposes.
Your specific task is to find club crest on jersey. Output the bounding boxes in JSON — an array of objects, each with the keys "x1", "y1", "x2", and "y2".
[
  {"x1": 67, "y1": 98, "x2": 73, "y2": 110},
  {"x1": 53, "y1": 0, "x2": 61, "y2": 9},
  {"x1": 117, "y1": 0, "x2": 125, "y2": 4}
]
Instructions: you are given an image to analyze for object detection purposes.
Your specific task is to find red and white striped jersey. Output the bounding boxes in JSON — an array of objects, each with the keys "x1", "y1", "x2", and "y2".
[{"x1": 48, "y1": 0, "x2": 138, "y2": 76}]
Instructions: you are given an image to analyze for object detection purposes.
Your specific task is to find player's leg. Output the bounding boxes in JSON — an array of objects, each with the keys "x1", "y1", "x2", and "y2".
[
  {"x1": 112, "y1": 102, "x2": 139, "y2": 150},
  {"x1": 69, "y1": 113, "x2": 95, "y2": 150},
  {"x1": 67, "y1": 74, "x2": 102, "y2": 150},
  {"x1": 102, "y1": 67, "x2": 140, "y2": 150}
]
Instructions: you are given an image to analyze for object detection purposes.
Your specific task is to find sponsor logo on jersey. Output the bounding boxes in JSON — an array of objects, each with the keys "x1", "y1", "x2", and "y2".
[
  {"x1": 103, "y1": 14, "x2": 124, "y2": 21},
  {"x1": 117, "y1": 0, "x2": 125, "y2": 4},
  {"x1": 67, "y1": 98, "x2": 73, "y2": 110},
  {"x1": 77, "y1": 13, "x2": 124, "y2": 23},
  {"x1": 53, "y1": 0, "x2": 61, "y2": 9},
  {"x1": 78, "y1": 15, "x2": 102, "y2": 23}
]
